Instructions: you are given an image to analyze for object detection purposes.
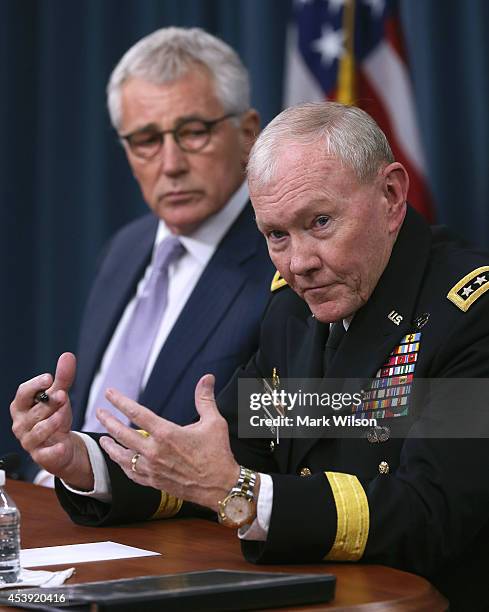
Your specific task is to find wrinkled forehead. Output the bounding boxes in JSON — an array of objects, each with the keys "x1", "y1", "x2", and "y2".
[
  {"x1": 119, "y1": 69, "x2": 223, "y2": 130},
  {"x1": 250, "y1": 138, "x2": 354, "y2": 188},
  {"x1": 121, "y1": 67, "x2": 220, "y2": 108},
  {"x1": 250, "y1": 146, "x2": 353, "y2": 203},
  {"x1": 249, "y1": 146, "x2": 376, "y2": 233},
  {"x1": 250, "y1": 140, "x2": 319, "y2": 182}
]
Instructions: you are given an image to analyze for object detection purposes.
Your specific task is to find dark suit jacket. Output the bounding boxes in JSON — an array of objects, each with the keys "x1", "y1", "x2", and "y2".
[
  {"x1": 23, "y1": 202, "x2": 273, "y2": 480},
  {"x1": 57, "y1": 207, "x2": 489, "y2": 611},
  {"x1": 70, "y1": 203, "x2": 274, "y2": 429}
]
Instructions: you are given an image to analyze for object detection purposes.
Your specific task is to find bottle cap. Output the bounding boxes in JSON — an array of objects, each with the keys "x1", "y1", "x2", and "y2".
[{"x1": 0, "y1": 470, "x2": 5, "y2": 486}]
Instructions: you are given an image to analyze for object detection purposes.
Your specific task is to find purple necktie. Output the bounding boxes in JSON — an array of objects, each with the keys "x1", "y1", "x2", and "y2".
[{"x1": 87, "y1": 235, "x2": 184, "y2": 431}]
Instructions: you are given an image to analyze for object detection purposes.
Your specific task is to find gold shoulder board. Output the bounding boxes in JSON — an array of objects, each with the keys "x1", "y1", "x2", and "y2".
[
  {"x1": 447, "y1": 266, "x2": 489, "y2": 311},
  {"x1": 270, "y1": 270, "x2": 288, "y2": 292}
]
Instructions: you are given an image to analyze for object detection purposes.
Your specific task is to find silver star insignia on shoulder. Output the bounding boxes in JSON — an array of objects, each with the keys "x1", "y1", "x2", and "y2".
[{"x1": 447, "y1": 266, "x2": 489, "y2": 311}]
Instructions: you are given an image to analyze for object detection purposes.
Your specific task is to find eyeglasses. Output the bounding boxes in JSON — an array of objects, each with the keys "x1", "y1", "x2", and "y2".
[{"x1": 119, "y1": 113, "x2": 236, "y2": 160}]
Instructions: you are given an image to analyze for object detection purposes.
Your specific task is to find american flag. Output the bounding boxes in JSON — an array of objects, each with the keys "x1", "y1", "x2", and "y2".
[{"x1": 284, "y1": 0, "x2": 434, "y2": 221}]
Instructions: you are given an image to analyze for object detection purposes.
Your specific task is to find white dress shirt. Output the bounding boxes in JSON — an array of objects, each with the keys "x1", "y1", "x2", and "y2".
[{"x1": 83, "y1": 181, "x2": 250, "y2": 430}]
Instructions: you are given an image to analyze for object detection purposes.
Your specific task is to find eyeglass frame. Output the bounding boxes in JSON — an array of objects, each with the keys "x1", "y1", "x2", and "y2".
[{"x1": 118, "y1": 112, "x2": 237, "y2": 159}]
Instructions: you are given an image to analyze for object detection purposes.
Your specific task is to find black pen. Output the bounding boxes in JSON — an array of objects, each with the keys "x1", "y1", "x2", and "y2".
[{"x1": 34, "y1": 390, "x2": 50, "y2": 404}]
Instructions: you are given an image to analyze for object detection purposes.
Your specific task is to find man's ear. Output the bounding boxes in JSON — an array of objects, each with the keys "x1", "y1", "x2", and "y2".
[
  {"x1": 382, "y1": 162, "x2": 409, "y2": 233},
  {"x1": 239, "y1": 109, "x2": 260, "y2": 167}
]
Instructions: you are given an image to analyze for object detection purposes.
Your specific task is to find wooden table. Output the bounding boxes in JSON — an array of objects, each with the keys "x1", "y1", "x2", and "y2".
[{"x1": 2, "y1": 480, "x2": 447, "y2": 611}]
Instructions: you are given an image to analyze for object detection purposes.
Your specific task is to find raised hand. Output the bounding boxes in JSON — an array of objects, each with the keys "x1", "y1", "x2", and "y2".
[
  {"x1": 97, "y1": 374, "x2": 240, "y2": 510},
  {"x1": 10, "y1": 352, "x2": 93, "y2": 490}
]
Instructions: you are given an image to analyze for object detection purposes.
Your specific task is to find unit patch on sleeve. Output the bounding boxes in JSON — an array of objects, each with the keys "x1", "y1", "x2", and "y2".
[{"x1": 447, "y1": 266, "x2": 489, "y2": 312}]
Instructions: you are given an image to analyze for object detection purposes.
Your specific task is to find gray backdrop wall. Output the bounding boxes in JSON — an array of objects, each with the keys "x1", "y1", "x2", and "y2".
[{"x1": 1, "y1": 0, "x2": 488, "y2": 459}]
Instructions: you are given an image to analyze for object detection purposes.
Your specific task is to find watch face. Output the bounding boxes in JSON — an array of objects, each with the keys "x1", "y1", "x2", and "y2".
[{"x1": 225, "y1": 495, "x2": 253, "y2": 525}]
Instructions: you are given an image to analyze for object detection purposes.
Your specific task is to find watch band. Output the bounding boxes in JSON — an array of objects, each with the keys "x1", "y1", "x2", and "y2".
[
  {"x1": 217, "y1": 466, "x2": 258, "y2": 528},
  {"x1": 233, "y1": 466, "x2": 256, "y2": 501}
]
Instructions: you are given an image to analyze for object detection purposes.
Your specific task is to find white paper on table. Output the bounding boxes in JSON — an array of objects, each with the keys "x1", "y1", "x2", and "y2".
[{"x1": 20, "y1": 541, "x2": 160, "y2": 568}]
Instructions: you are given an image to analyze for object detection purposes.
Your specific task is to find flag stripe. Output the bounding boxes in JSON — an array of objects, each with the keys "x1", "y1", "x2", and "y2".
[
  {"x1": 284, "y1": 25, "x2": 324, "y2": 107},
  {"x1": 362, "y1": 40, "x2": 427, "y2": 175},
  {"x1": 357, "y1": 72, "x2": 434, "y2": 220},
  {"x1": 283, "y1": 0, "x2": 434, "y2": 220},
  {"x1": 384, "y1": 13, "x2": 407, "y2": 63}
]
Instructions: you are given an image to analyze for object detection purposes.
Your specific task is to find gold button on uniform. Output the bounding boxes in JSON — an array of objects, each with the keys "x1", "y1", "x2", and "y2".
[
  {"x1": 300, "y1": 467, "x2": 312, "y2": 477},
  {"x1": 378, "y1": 461, "x2": 389, "y2": 475},
  {"x1": 269, "y1": 441, "x2": 275, "y2": 452}
]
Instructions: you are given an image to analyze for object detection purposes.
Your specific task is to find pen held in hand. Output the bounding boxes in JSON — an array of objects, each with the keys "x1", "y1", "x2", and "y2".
[{"x1": 34, "y1": 390, "x2": 50, "y2": 404}]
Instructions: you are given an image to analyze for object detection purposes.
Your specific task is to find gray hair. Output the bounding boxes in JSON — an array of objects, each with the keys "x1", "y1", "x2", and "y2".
[
  {"x1": 107, "y1": 27, "x2": 250, "y2": 130},
  {"x1": 247, "y1": 102, "x2": 394, "y2": 186}
]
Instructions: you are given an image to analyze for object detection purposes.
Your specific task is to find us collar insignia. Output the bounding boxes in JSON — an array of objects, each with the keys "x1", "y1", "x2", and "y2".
[
  {"x1": 387, "y1": 310, "x2": 403, "y2": 326},
  {"x1": 447, "y1": 266, "x2": 489, "y2": 312}
]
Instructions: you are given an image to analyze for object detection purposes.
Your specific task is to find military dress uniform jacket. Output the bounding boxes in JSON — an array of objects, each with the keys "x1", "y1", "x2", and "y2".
[{"x1": 56, "y1": 207, "x2": 489, "y2": 610}]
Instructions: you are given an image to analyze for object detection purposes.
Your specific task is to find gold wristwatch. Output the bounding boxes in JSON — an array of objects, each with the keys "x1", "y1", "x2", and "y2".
[{"x1": 217, "y1": 466, "x2": 258, "y2": 528}]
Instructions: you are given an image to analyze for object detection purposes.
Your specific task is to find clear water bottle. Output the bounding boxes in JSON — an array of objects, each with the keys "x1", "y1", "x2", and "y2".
[{"x1": 0, "y1": 470, "x2": 20, "y2": 583}]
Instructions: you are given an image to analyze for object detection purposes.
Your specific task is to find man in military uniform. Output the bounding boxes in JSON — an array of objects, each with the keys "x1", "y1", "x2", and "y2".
[{"x1": 11, "y1": 102, "x2": 489, "y2": 610}]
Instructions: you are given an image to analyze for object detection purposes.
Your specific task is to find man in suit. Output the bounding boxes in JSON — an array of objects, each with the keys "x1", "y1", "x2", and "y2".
[
  {"x1": 12, "y1": 103, "x2": 489, "y2": 609},
  {"x1": 26, "y1": 26, "x2": 274, "y2": 484}
]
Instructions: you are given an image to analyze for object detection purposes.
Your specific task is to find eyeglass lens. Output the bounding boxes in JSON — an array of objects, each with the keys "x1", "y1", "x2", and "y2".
[{"x1": 126, "y1": 119, "x2": 216, "y2": 159}]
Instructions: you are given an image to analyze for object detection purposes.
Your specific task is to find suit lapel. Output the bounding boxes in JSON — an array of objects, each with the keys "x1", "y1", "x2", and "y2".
[
  {"x1": 73, "y1": 215, "x2": 157, "y2": 429},
  {"x1": 95, "y1": 220, "x2": 157, "y2": 359},
  {"x1": 140, "y1": 205, "x2": 261, "y2": 419},
  {"x1": 289, "y1": 207, "x2": 433, "y2": 470}
]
